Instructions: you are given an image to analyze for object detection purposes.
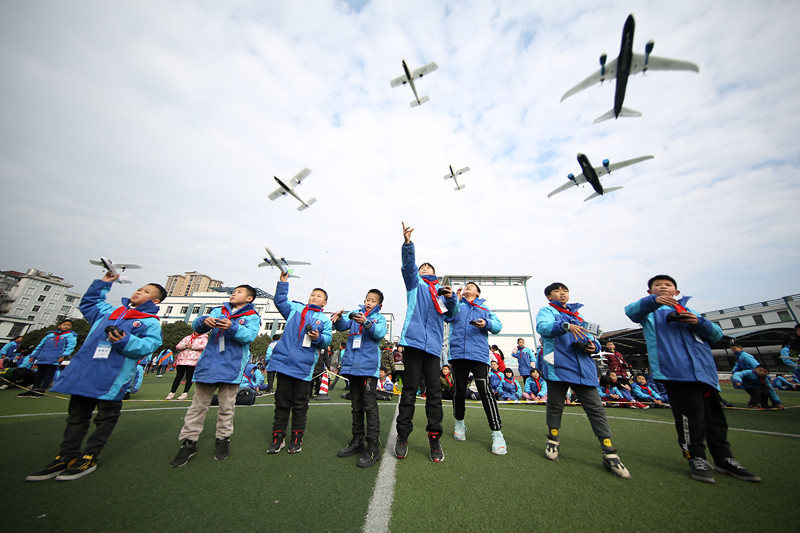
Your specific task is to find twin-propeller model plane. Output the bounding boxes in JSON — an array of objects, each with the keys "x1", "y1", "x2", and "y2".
[
  {"x1": 443, "y1": 165, "x2": 470, "y2": 191},
  {"x1": 89, "y1": 257, "x2": 141, "y2": 284},
  {"x1": 390, "y1": 59, "x2": 439, "y2": 107},
  {"x1": 268, "y1": 168, "x2": 317, "y2": 211},
  {"x1": 257, "y1": 247, "x2": 310, "y2": 278},
  {"x1": 548, "y1": 153, "x2": 654, "y2": 202}
]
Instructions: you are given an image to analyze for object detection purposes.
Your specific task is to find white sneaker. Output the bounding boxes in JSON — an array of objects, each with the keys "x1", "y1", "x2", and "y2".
[
  {"x1": 165, "y1": 392, "x2": 175, "y2": 400},
  {"x1": 603, "y1": 453, "x2": 632, "y2": 479},
  {"x1": 491, "y1": 431, "x2": 507, "y2": 455},
  {"x1": 177, "y1": 392, "x2": 189, "y2": 401},
  {"x1": 453, "y1": 420, "x2": 466, "y2": 441},
  {"x1": 0, "y1": 384, "x2": 9, "y2": 390},
  {"x1": 545, "y1": 438, "x2": 560, "y2": 461}
]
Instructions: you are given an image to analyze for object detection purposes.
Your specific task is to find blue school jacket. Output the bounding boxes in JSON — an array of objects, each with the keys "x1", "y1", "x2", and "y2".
[
  {"x1": 192, "y1": 302, "x2": 261, "y2": 385},
  {"x1": 625, "y1": 295, "x2": 723, "y2": 389},
  {"x1": 0, "y1": 341, "x2": 19, "y2": 358},
  {"x1": 398, "y1": 243, "x2": 458, "y2": 357},
  {"x1": 631, "y1": 381, "x2": 663, "y2": 401},
  {"x1": 32, "y1": 330, "x2": 78, "y2": 365},
  {"x1": 536, "y1": 301, "x2": 601, "y2": 387},
  {"x1": 489, "y1": 369, "x2": 503, "y2": 390},
  {"x1": 497, "y1": 377, "x2": 521, "y2": 399},
  {"x1": 126, "y1": 365, "x2": 144, "y2": 394},
  {"x1": 512, "y1": 346, "x2": 535, "y2": 377},
  {"x1": 334, "y1": 304, "x2": 388, "y2": 378},
  {"x1": 524, "y1": 376, "x2": 547, "y2": 397},
  {"x1": 447, "y1": 297, "x2": 502, "y2": 364},
  {"x1": 731, "y1": 351, "x2": 759, "y2": 374},
  {"x1": 240, "y1": 363, "x2": 265, "y2": 390},
  {"x1": 267, "y1": 281, "x2": 332, "y2": 381},
  {"x1": 51, "y1": 280, "x2": 162, "y2": 401},
  {"x1": 732, "y1": 369, "x2": 781, "y2": 404}
]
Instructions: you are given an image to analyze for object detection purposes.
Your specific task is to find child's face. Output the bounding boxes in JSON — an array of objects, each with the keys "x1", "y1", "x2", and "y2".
[
  {"x1": 755, "y1": 367, "x2": 769, "y2": 378},
  {"x1": 608, "y1": 372, "x2": 618, "y2": 383},
  {"x1": 442, "y1": 366, "x2": 450, "y2": 375},
  {"x1": 517, "y1": 339, "x2": 525, "y2": 348},
  {"x1": 547, "y1": 287, "x2": 569, "y2": 304},
  {"x1": 418, "y1": 264, "x2": 435, "y2": 276},
  {"x1": 379, "y1": 370, "x2": 386, "y2": 379},
  {"x1": 130, "y1": 284, "x2": 161, "y2": 306},
  {"x1": 648, "y1": 279, "x2": 679, "y2": 298},
  {"x1": 606, "y1": 342, "x2": 615, "y2": 352},
  {"x1": 462, "y1": 283, "x2": 479, "y2": 300},
  {"x1": 530, "y1": 369, "x2": 539, "y2": 379},
  {"x1": 364, "y1": 292, "x2": 381, "y2": 313},
  {"x1": 229, "y1": 287, "x2": 253, "y2": 306},
  {"x1": 308, "y1": 289, "x2": 327, "y2": 307},
  {"x1": 635, "y1": 375, "x2": 647, "y2": 385},
  {"x1": 491, "y1": 361, "x2": 498, "y2": 371},
  {"x1": 57, "y1": 321, "x2": 73, "y2": 331},
  {"x1": 731, "y1": 346, "x2": 742, "y2": 355},
  {"x1": 504, "y1": 370, "x2": 514, "y2": 379}
]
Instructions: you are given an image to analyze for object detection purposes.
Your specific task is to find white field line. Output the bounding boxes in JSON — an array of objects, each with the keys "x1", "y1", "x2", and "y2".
[{"x1": 362, "y1": 402, "x2": 400, "y2": 533}]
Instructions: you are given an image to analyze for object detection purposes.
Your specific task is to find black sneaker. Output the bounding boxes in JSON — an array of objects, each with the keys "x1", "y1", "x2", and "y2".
[
  {"x1": 17, "y1": 390, "x2": 34, "y2": 397},
  {"x1": 337, "y1": 433, "x2": 365, "y2": 458},
  {"x1": 714, "y1": 457, "x2": 761, "y2": 482},
  {"x1": 357, "y1": 438, "x2": 381, "y2": 468},
  {"x1": 395, "y1": 438, "x2": 408, "y2": 459},
  {"x1": 428, "y1": 432, "x2": 445, "y2": 463},
  {"x1": 26, "y1": 455, "x2": 74, "y2": 481},
  {"x1": 56, "y1": 454, "x2": 97, "y2": 481},
  {"x1": 214, "y1": 437, "x2": 230, "y2": 461},
  {"x1": 288, "y1": 430, "x2": 304, "y2": 454},
  {"x1": 170, "y1": 439, "x2": 197, "y2": 468},
  {"x1": 688, "y1": 457, "x2": 715, "y2": 483},
  {"x1": 267, "y1": 431, "x2": 285, "y2": 454}
]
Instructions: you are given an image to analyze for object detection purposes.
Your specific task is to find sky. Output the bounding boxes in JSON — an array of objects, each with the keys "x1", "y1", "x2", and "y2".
[{"x1": 1, "y1": 0, "x2": 798, "y2": 334}]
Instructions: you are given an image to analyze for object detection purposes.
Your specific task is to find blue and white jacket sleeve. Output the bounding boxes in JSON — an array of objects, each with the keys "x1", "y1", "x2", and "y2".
[
  {"x1": 80, "y1": 279, "x2": 116, "y2": 324},
  {"x1": 113, "y1": 319, "x2": 163, "y2": 360},
  {"x1": 63, "y1": 333, "x2": 78, "y2": 357},
  {"x1": 401, "y1": 243, "x2": 420, "y2": 291},
  {"x1": 624, "y1": 295, "x2": 661, "y2": 324}
]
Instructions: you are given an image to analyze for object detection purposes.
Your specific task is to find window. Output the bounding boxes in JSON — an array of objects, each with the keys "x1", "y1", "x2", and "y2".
[
  {"x1": 37, "y1": 295, "x2": 46, "y2": 302},
  {"x1": 731, "y1": 318, "x2": 742, "y2": 328},
  {"x1": 61, "y1": 305, "x2": 70, "y2": 313},
  {"x1": 43, "y1": 285, "x2": 52, "y2": 292},
  {"x1": 20, "y1": 297, "x2": 30, "y2": 306},
  {"x1": 46, "y1": 303, "x2": 55, "y2": 310},
  {"x1": 43, "y1": 313, "x2": 51, "y2": 321},
  {"x1": 65, "y1": 295, "x2": 76, "y2": 303},
  {"x1": 264, "y1": 321, "x2": 273, "y2": 330},
  {"x1": 9, "y1": 324, "x2": 25, "y2": 337},
  {"x1": 180, "y1": 306, "x2": 189, "y2": 314},
  {"x1": 27, "y1": 316, "x2": 35, "y2": 321},
  {"x1": 25, "y1": 287, "x2": 35, "y2": 294},
  {"x1": 192, "y1": 306, "x2": 200, "y2": 314},
  {"x1": 165, "y1": 306, "x2": 173, "y2": 314},
  {"x1": 32, "y1": 305, "x2": 41, "y2": 312},
  {"x1": 752, "y1": 314, "x2": 765, "y2": 326},
  {"x1": 13, "y1": 308, "x2": 23, "y2": 316},
  {"x1": 276, "y1": 321, "x2": 286, "y2": 331},
  {"x1": 778, "y1": 310, "x2": 792, "y2": 322}
]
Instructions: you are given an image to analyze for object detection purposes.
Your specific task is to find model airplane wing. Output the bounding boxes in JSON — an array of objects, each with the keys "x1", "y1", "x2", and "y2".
[
  {"x1": 113, "y1": 263, "x2": 141, "y2": 270},
  {"x1": 390, "y1": 74, "x2": 409, "y2": 87},
  {"x1": 629, "y1": 54, "x2": 699, "y2": 75},
  {"x1": 288, "y1": 168, "x2": 312, "y2": 187},
  {"x1": 547, "y1": 179, "x2": 580, "y2": 198},
  {"x1": 561, "y1": 58, "x2": 619, "y2": 101},
  {"x1": 594, "y1": 155, "x2": 654, "y2": 176},
  {"x1": 455, "y1": 166, "x2": 470, "y2": 176},
  {"x1": 411, "y1": 62, "x2": 438, "y2": 80},
  {"x1": 268, "y1": 188, "x2": 285, "y2": 201},
  {"x1": 89, "y1": 260, "x2": 104, "y2": 266}
]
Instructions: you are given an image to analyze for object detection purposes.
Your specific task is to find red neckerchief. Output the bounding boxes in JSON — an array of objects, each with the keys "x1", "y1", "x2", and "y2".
[
  {"x1": 444, "y1": 374, "x2": 453, "y2": 387},
  {"x1": 52, "y1": 330, "x2": 74, "y2": 346},
  {"x1": 549, "y1": 302, "x2": 583, "y2": 321},
  {"x1": 243, "y1": 370, "x2": 253, "y2": 385},
  {"x1": 109, "y1": 307, "x2": 160, "y2": 321},
  {"x1": 533, "y1": 377, "x2": 542, "y2": 390},
  {"x1": 421, "y1": 278, "x2": 444, "y2": 314},
  {"x1": 673, "y1": 303, "x2": 689, "y2": 313},
  {"x1": 641, "y1": 385, "x2": 652, "y2": 395},
  {"x1": 216, "y1": 306, "x2": 257, "y2": 340},
  {"x1": 299, "y1": 305, "x2": 324, "y2": 341},
  {"x1": 465, "y1": 298, "x2": 488, "y2": 311}
]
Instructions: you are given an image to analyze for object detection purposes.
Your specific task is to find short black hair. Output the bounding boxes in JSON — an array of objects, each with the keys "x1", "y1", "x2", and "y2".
[
  {"x1": 647, "y1": 275, "x2": 677, "y2": 290},
  {"x1": 544, "y1": 282, "x2": 568, "y2": 297},
  {"x1": 147, "y1": 283, "x2": 168, "y2": 303},
  {"x1": 312, "y1": 287, "x2": 328, "y2": 301},
  {"x1": 379, "y1": 366, "x2": 388, "y2": 373},
  {"x1": 368, "y1": 289, "x2": 384, "y2": 304},
  {"x1": 235, "y1": 284, "x2": 257, "y2": 301},
  {"x1": 730, "y1": 343, "x2": 743, "y2": 350},
  {"x1": 272, "y1": 334, "x2": 281, "y2": 341},
  {"x1": 58, "y1": 318, "x2": 73, "y2": 326},
  {"x1": 503, "y1": 368, "x2": 514, "y2": 376},
  {"x1": 419, "y1": 262, "x2": 435, "y2": 275},
  {"x1": 783, "y1": 335, "x2": 793, "y2": 345},
  {"x1": 465, "y1": 282, "x2": 481, "y2": 294}
]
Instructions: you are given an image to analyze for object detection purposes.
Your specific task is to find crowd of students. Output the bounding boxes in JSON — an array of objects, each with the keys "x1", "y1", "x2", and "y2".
[{"x1": 2, "y1": 223, "x2": 798, "y2": 486}]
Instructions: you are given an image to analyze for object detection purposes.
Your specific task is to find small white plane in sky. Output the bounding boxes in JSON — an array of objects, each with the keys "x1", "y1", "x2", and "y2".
[
  {"x1": 390, "y1": 59, "x2": 439, "y2": 107},
  {"x1": 548, "y1": 153, "x2": 654, "y2": 202},
  {"x1": 268, "y1": 168, "x2": 317, "y2": 211},
  {"x1": 443, "y1": 165, "x2": 470, "y2": 191},
  {"x1": 257, "y1": 247, "x2": 310, "y2": 278},
  {"x1": 561, "y1": 14, "x2": 699, "y2": 123},
  {"x1": 89, "y1": 257, "x2": 141, "y2": 283}
]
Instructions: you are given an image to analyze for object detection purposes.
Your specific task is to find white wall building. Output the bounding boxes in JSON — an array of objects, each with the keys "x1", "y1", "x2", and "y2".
[{"x1": 0, "y1": 269, "x2": 81, "y2": 344}]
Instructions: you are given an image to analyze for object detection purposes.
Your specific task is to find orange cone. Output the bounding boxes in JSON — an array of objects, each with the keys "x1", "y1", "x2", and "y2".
[{"x1": 315, "y1": 371, "x2": 330, "y2": 401}]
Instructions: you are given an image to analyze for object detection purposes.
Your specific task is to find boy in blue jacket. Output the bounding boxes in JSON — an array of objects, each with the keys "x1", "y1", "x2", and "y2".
[
  {"x1": 395, "y1": 222, "x2": 459, "y2": 463},
  {"x1": 730, "y1": 343, "x2": 759, "y2": 379},
  {"x1": 511, "y1": 338, "x2": 534, "y2": 386},
  {"x1": 537, "y1": 282, "x2": 630, "y2": 479},
  {"x1": 497, "y1": 368, "x2": 522, "y2": 401},
  {"x1": 19, "y1": 319, "x2": 78, "y2": 397},
  {"x1": 332, "y1": 289, "x2": 388, "y2": 468},
  {"x1": 267, "y1": 271, "x2": 332, "y2": 454},
  {"x1": 625, "y1": 274, "x2": 761, "y2": 483},
  {"x1": 170, "y1": 285, "x2": 261, "y2": 467},
  {"x1": 26, "y1": 272, "x2": 164, "y2": 481},
  {"x1": 732, "y1": 366, "x2": 784, "y2": 409},
  {"x1": 448, "y1": 282, "x2": 506, "y2": 455}
]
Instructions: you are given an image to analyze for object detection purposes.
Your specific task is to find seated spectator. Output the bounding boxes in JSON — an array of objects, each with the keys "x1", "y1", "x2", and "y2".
[
  {"x1": 779, "y1": 335, "x2": 800, "y2": 382},
  {"x1": 440, "y1": 364, "x2": 454, "y2": 401},
  {"x1": 240, "y1": 362, "x2": 268, "y2": 393},
  {"x1": 631, "y1": 374, "x2": 667, "y2": 407},
  {"x1": 377, "y1": 367, "x2": 394, "y2": 401},
  {"x1": 522, "y1": 368, "x2": 547, "y2": 403},
  {"x1": 464, "y1": 374, "x2": 481, "y2": 400},
  {"x1": 598, "y1": 375, "x2": 647, "y2": 409},
  {"x1": 771, "y1": 373, "x2": 800, "y2": 391},
  {"x1": 496, "y1": 368, "x2": 521, "y2": 402},
  {"x1": 490, "y1": 345, "x2": 506, "y2": 372},
  {"x1": 488, "y1": 360, "x2": 503, "y2": 394},
  {"x1": 642, "y1": 368, "x2": 669, "y2": 402},
  {"x1": 604, "y1": 342, "x2": 631, "y2": 379},
  {"x1": 732, "y1": 366, "x2": 784, "y2": 409},
  {"x1": 606, "y1": 371, "x2": 634, "y2": 402}
]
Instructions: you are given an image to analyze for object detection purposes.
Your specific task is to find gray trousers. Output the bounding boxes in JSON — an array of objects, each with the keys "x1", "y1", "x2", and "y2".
[
  {"x1": 178, "y1": 382, "x2": 239, "y2": 441},
  {"x1": 545, "y1": 381, "x2": 612, "y2": 441}
]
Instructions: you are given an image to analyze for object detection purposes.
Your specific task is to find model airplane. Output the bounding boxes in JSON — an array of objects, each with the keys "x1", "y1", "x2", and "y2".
[
  {"x1": 89, "y1": 257, "x2": 141, "y2": 283},
  {"x1": 257, "y1": 247, "x2": 310, "y2": 278},
  {"x1": 268, "y1": 168, "x2": 317, "y2": 211},
  {"x1": 443, "y1": 165, "x2": 470, "y2": 191},
  {"x1": 548, "y1": 153, "x2": 654, "y2": 202},
  {"x1": 561, "y1": 14, "x2": 699, "y2": 123},
  {"x1": 390, "y1": 59, "x2": 438, "y2": 107}
]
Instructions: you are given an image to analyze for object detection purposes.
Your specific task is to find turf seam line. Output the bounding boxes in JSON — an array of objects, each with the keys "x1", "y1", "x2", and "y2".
[{"x1": 362, "y1": 402, "x2": 400, "y2": 533}]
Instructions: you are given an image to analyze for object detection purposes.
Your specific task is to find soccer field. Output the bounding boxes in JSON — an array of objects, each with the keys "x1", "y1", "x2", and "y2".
[{"x1": 2, "y1": 375, "x2": 798, "y2": 532}]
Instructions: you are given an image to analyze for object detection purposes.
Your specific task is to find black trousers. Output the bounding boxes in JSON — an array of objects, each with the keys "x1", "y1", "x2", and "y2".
[
  {"x1": 450, "y1": 359, "x2": 502, "y2": 431},
  {"x1": 60, "y1": 394, "x2": 123, "y2": 457},
  {"x1": 272, "y1": 372, "x2": 312, "y2": 433},
  {"x1": 661, "y1": 380, "x2": 732, "y2": 461},
  {"x1": 745, "y1": 388, "x2": 773, "y2": 408},
  {"x1": 266, "y1": 371, "x2": 276, "y2": 391},
  {"x1": 395, "y1": 346, "x2": 443, "y2": 438},
  {"x1": 170, "y1": 365, "x2": 196, "y2": 394},
  {"x1": 346, "y1": 375, "x2": 380, "y2": 439},
  {"x1": 33, "y1": 364, "x2": 58, "y2": 391}
]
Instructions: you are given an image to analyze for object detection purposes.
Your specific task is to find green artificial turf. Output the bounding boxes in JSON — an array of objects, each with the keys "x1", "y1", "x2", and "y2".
[{"x1": 1, "y1": 375, "x2": 798, "y2": 532}]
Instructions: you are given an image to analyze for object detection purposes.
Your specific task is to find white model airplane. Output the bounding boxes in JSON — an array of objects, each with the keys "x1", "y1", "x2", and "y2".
[
  {"x1": 89, "y1": 257, "x2": 141, "y2": 283},
  {"x1": 257, "y1": 247, "x2": 310, "y2": 278},
  {"x1": 268, "y1": 168, "x2": 317, "y2": 211},
  {"x1": 561, "y1": 14, "x2": 699, "y2": 123},
  {"x1": 390, "y1": 59, "x2": 439, "y2": 107},
  {"x1": 548, "y1": 153, "x2": 654, "y2": 202},
  {"x1": 443, "y1": 165, "x2": 470, "y2": 191}
]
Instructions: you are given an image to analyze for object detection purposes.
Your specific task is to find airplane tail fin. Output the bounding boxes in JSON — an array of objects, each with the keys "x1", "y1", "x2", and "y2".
[
  {"x1": 117, "y1": 277, "x2": 132, "y2": 284},
  {"x1": 455, "y1": 184, "x2": 466, "y2": 191},
  {"x1": 410, "y1": 96, "x2": 430, "y2": 108},
  {"x1": 584, "y1": 186, "x2": 623, "y2": 202},
  {"x1": 593, "y1": 106, "x2": 641, "y2": 124},
  {"x1": 297, "y1": 198, "x2": 317, "y2": 211}
]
